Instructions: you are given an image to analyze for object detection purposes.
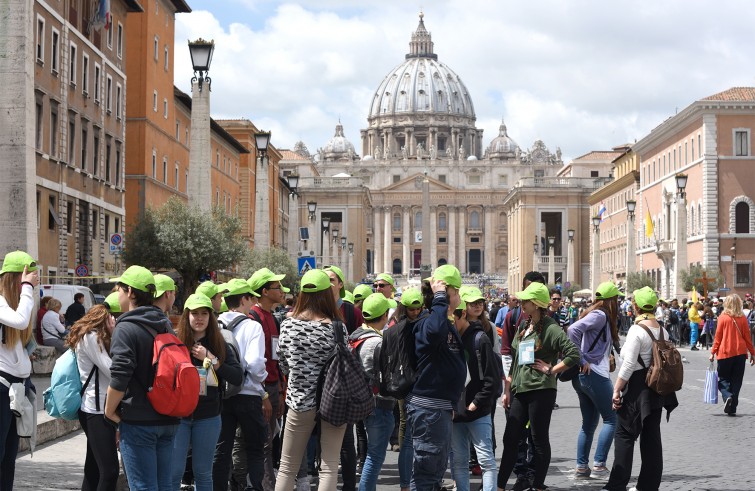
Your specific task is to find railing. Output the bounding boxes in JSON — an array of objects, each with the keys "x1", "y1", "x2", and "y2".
[
  {"x1": 299, "y1": 176, "x2": 366, "y2": 188},
  {"x1": 537, "y1": 256, "x2": 566, "y2": 264},
  {"x1": 514, "y1": 176, "x2": 612, "y2": 190}
]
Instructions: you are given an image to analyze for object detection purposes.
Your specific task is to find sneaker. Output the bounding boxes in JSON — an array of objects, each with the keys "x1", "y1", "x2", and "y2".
[
  {"x1": 511, "y1": 475, "x2": 531, "y2": 491},
  {"x1": 690, "y1": 346, "x2": 698, "y2": 351},
  {"x1": 575, "y1": 467, "x2": 591, "y2": 479},
  {"x1": 391, "y1": 444, "x2": 400, "y2": 452},
  {"x1": 591, "y1": 466, "x2": 610, "y2": 479},
  {"x1": 724, "y1": 397, "x2": 733, "y2": 414},
  {"x1": 440, "y1": 479, "x2": 456, "y2": 491}
]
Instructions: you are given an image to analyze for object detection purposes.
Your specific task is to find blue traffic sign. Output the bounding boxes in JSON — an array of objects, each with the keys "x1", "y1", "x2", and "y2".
[{"x1": 297, "y1": 256, "x2": 316, "y2": 276}]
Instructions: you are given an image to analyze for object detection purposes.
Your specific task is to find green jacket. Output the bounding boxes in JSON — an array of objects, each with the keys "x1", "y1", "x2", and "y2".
[{"x1": 509, "y1": 315, "x2": 580, "y2": 394}]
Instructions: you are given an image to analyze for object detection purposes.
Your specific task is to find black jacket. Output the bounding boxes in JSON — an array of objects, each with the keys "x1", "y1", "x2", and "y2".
[
  {"x1": 64, "y1": 301, "x2": 86, "y2": 326},
  {"x1": 186, "y1": 336, "x2": 243, "y2": 420},
  {"x1": 454, "y1": 321, "x2": 498, "y2": 423},
  {"x1": 109, "y1": 306, "x2": 179, "y2": 426}
]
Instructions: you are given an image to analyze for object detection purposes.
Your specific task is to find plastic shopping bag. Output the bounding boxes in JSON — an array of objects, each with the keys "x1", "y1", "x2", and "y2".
[{"x1": 704, "y1": 363, "x2": 718, "y2": 404}]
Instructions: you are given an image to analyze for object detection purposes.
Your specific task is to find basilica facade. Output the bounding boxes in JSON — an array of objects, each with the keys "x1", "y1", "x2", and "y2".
[{"x1": 288, "y1": 14, "x2": 565, "y2": 284}]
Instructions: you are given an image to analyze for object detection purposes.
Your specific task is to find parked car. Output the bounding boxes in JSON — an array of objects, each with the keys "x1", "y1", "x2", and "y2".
[{"x1": 39, "y1": 285, "x2": 96, "y2": 316}]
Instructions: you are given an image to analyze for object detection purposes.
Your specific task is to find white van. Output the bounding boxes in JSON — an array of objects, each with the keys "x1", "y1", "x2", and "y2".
[{"x1": 39, "y1": 285, "x2": 96, "y2": 316}]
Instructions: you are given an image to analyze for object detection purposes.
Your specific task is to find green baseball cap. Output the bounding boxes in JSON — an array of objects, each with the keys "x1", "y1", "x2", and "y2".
[
  {"x1": 633, "y1": 286, "x2": 658, "y2": 311},
  {"x1": 153, "y1": 274, "x2": 176, "y2": 298},
  {"x1": 432, "y1": 264, "x2": 462, "y2": 289},
  {"x1": 196, "y1": 281, "x2": 219, "y2": 299},
  {"x1": 353, "y1": 284, "x2": 373, "y2": 302},
  {"x1": 0, "y1": 251, "x2": 38, "y2": 274},
  {"x1": 343, "y1": 291, "x2": 355, "y2": 305},
  {"x1": 455, "y1": 299, "x2": 467, "y2": 312},
  {"x1": 248, "y1": 268, "x2": 286, "y2": 293},
  {"x1": 323, "y1": 265, "x2": 346, "y2": 298},
  {"x1": 219, "y1": 298, "x2": 229, "y2": 313},
  {"x1": 400, "y1": 287, "x2": 423, "y2": 308},
  {"x1": 376, "y1": 273, "x2": 396, "y2": 291},
  {"x1": 460, "y1": 286, "x2": 484, "y2": 304},
  {"x1": 223, "y1": 278, "x2": 259, "y2": 297},
  {"x1": 184, "y1": 293, "x2": 214, "y2": 311},
  {"x1": 104, "y1": 292, "x2": 122, "y2": 313},
  {"x1": 301, "y1": 269, "x2": 331, "y2": 293},
  {"x1": 111, "y1": 265, "x2": 156, "y2": 293},
  {"x1": 362, "y1": 293, "x2": 397, "y2": 321},
  {"x1": 595, "y1": 281, "x2": 620, "y2": 300},
  {"x1": 515, "y1": 282, "x2": 550, "y2": 309}
]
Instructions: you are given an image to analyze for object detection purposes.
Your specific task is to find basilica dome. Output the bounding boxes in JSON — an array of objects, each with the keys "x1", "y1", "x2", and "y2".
[
  {"x1": 485, "y1": 120, "x2": 519, "y2": 158},
  {"x1": 367, "y1": 14, "x2": 475, "y2": 121},
  {"x1": 320, "y1": 123, "x2": 357, "y2": 162}
]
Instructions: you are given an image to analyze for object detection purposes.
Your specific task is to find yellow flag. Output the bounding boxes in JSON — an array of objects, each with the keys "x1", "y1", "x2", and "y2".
[
  {"x1": 691, "y1": 289, "x2": 698, "y2": 303},
  {"x1": 644, "y1": 209, "x2": 654, "y2": 238}
]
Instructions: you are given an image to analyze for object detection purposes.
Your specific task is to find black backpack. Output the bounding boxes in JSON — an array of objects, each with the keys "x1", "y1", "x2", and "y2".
[
  {"x1": 474, "y1": 330, "x2": 503, "y2": 399},
  {"x1": 668, "y1": 309, "x2": 680, "y2": 325},
  {"x1": 378, "y1": 316, "x2": 420, "y2": 399},
  {"x1": 217, "y1": 315, "x2": 247, "y2": 398}
]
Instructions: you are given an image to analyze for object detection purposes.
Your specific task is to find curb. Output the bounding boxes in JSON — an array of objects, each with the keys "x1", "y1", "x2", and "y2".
[{"x1": 19, "y1": 411, "x2": 81, "y2": 452}]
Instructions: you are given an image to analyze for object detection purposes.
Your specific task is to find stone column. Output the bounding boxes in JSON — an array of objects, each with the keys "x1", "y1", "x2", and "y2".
[
  {"x1": 373, "y1": 207, "x2": 382, "y2": 274},
  {"x1": 448, "y1": 206, "x2": 456, "y2": 265},
  {"x1": 591, "y1": 225, "x2": 601, "y2": 295},
  {"x1": 484, "y1": 206, "x2": 495, "y2": 273},
  {"x1": 626, "y1": 214, "x2": 636, "y2": 277},
  {"x1": 287, "y1": 193, "x2": 299, "y2": 256},
  {"x1": 430, "y1": 206, "x2": 437, "y2": 269},
  {"x1": 402, "y1": 206, "x2": 410, "y2": 276},
  {"x1": 458, "y1": 207, "x2": 466, "y2": 273},
  {"x1": 384, "y1": 206, "x2": 391, "y2": 273},
  {"x1": 566, "y1": 236, "x2": 575, "y2": 284},
  {"x1": 189, "y1": 80, "x2": 213, "y2": 211},
  {"x1": 253, "y1": 152, "x2": 270, "y2": 248},
  {"x1": 673, "y1": 194, "x2": 688, "y2": 297},
  {"x1": 409, "y1": 128, "x2": 417, "y2": 157}
]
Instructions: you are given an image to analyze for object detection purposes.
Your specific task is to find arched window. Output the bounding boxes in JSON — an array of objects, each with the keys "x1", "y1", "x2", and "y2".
[
  {"x1": 392, "y1": 258, "x2": 402, "y2": 275},
  {"x1": 415, "y1": 211, "x2": 422, "y2": 231},
  {"x1": 470, "y1": 211, "x2": 480, "y2": 229},
  {"x1": 439, "y1": 213, "x2": 447, "y2": 231},
  {"x1": 393, "y1": 213, "x2": 401, "y2": 230},
  {"x1": 735, "y1": 201, "x2": 750, "y2": 233},
  {"x1": 689, "y1": 206, "x2": 695, "y2": 235}
]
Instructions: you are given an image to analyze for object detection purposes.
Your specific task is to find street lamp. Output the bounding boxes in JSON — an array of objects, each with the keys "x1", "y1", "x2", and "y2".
[
  {"x1": 592, "y1": 216, "x2": 601, "y2": 295},
  {"x1": 626, "y1": 199, "x2": 636, "y2": 220},
  {"x1": 341, "y1": 236, "x2": 347, "y2": 250},
  {"x1": 255, "y1": 131, "x2": 271, "y2": 160},
  {"x1": 320, "y1": 217, "x2": 330, "y2": 267},
  {"x1": 332, "y1": 229, "x2": 339, "y2": 243},
  {"x1": 348, "y1": 242, "x2": 354, "y2": 255},
  {"x1": 675, "y1": 173, "x2": 688, "y2": 199},
  {"x1": 253, "y1": 129, "x2": 272, "y2": 248},
  {"x1": 568, "y1": 229, "x2": 575, "y2": 241},
  {"x1": 188, "y1": 38, "x2": 214, "y2": 92},
  {"x1": 322, "y1": 217, "x2": 330, "y2": 230},
  {"x1": 626, "y1": 199, "x2": 637, "y2": 277},
  {"x1": 592, "y1": 215, "x2": 602, "y2": 233},
  {"x1": 548, "y1": 236, "x2": 556, "y2": 285},
  {"x1": 566, "y1": 229, "x2": 575, "y2": 284},
  {"x1": 307, "y1": 201, "x2": 317, "y2": 221},
  {"x1": 674, "y1": 173, "x2": 689, "y2": 297},
  {"x1": 287, "y1": 173, "x2": 299, "y2": 196}
]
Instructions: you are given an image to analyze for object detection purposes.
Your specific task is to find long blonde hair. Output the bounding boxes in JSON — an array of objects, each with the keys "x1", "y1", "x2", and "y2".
[
  {"x1": 723, "y1": 294, "x2": 744, "y2": 318},
  {"x1": 0, "y1": 273, "x2": 33, "y2": 347}
]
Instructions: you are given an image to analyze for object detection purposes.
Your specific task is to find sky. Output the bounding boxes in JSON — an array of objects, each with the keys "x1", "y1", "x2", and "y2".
[{"x1": 174, "y1": 0, "x2": 755, "y2": 162}]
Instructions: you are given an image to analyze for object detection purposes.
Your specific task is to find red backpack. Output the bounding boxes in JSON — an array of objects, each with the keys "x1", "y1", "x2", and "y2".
[{"x1": 144, "y1": 326, "x2": 200, "y2": 417}]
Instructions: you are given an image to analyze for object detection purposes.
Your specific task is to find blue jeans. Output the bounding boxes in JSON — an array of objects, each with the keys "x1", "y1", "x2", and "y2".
[
  {"x1": 407, "y1": 402, "x2": 453, "y2": 491},
  {"x1": 572, "y1": 371, "x2": 616, "y2": 467},
  {"x1": 359, "y1": 407, "x2": 395, "y2": 491},
  {"x1": 451, "y1": 415, "x2": 497, "y2": 491},
  {"x1": 119, "y1": 421, "x2": 178, "y2": 491},
  {"x1": 171, "y1": 415, "x2": 222, "y2": 491},
  {"x1": 399, "y1": 410, "x2": 414, "y2": 488}
]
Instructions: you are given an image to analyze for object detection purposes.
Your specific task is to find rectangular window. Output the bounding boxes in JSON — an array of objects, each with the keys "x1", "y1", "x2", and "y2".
[
  {"x1": 66, "y1": 201, "x2": 74, "y2": 234},
  {"x1": 92, "y1": 129, "x2": 99, "y2": 176},
  {"x1": 392, "y1": 175, "x2": 401, "y2": 183},
  {"x1": 175, "y1": 164, "x2": 179, "y2": 189},
  {"x1": 68, "y1": 112, "x2": 76, "y2": 164},
  {"x1": 685, "y1": 141, "x2": 688, "y2": 165},
  {"x1": 393, "y1": 237, "x2": 401, "y2": 243},
  {"x1": 154, "y1": 36, "x2": 159, "y2": 60},
  {"x1": 162, "y1": 158, "x2": 167, "y2": 184},
  {"x1": 94, "y1": 63, "x2": 101, "y2": 102},
  {"x1": 185, "y1": 171, "x2": 189, "y2": 192},
  {"x1": 163, "y1": 98, "x2": 168, "y2": 118},
  {"x1": 115, "y1": 217, "x2": 120, "y2": 234},
  {"x1": 153, "y1": 91, "x2": 157, "y2": 112},
  {"x1": 115, "y1": 83, "x2": 122, "y2": 120},
  {"x1": 105, "y1": 138, "x2": 112, "y2": 182},
  {"x1": 735, "y1": 262, "x2": 752, "y2": 287},
  {"x1": 115, "y1": 142, "x2": 122, "y2": 186},
  {"x1": 69, "y1": 43, "x2": 77, "y2": 86},
  {"x1": 735, "y1": 130, "x2": 749, "y2": 156},
  {"x1": 104, "y1": 214, "x2": 110, "y2": 239},
  {"x1": 468, "y1": 175, "x2": 481, "y2": 185},
  {"x1": 36, "y1": 17, "x2": 45, "y2": 63},
  {"x1": 82, "y1": 55, "x2": 89, "y2": 95},
  {"x1": 92, "y1": 210, "x2": 98, "y2": 239},
  {"x1": 590, "y1": 170, "x2": 599, "y2": 178},
  {"x1": 691, "y1": 138, "x2": 695, "y2": 161},
  {"x1": 438, "y1": 174, "x2": 446, "y2": 183},
  {"x1": 151, "y1": 152, "x2": 156, "y2": 178},
  {"x1": 175, "y1": 121, "x2": 180, "y2": 139},
  {"x1": 106, "y1": 75, "x2": 112, "y2": 113},
  {"x1": 439, "y1": 237, "x2": 447, "y2": 243},
  {"x1": 51, "y1": 29, "x2": 60, "y2": 74},
  {"x1": 117, "y1": 23, "x2": 123, "y2": 59},
  {"x1": 35, "y1": 97, "x2": 43, "y2": 150},
  {"x1": 80, "y1": 122, "x2": 88, "y2": 171},
  {"x1": 698, "y1": 134, "x2": 702, "y2": 158},
  {"x1": 50, "y1": 101, "x2": 58, "y2": 156},
  {"x1": 164, "y1": 46, "x2": 169, "y2": 71},
  {"x1": 107, "y1": 18, "x2": 113, "y2": 48},
  {"x1": 48, "y1": 196, "x2": 57, "y2": 231}
]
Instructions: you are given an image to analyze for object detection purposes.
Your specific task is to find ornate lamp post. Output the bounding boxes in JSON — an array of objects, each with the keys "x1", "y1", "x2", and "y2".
[
  {"x1": 307, "y1": 201, "x2": 317, "y2": 221},
  {"x1": 533, "y1": 237, "x2": 539, "y2": 275},
  {"x1": 286, "y1": 174, "x2": 300, "y2": 257},
  {"x1": 566, "y1": 229, "x2": 575, "y2": 285},
  {"x1": 673, "y1": 173, "x2": 688, "y2": 297},
  {"x1": 320, "y1": 217, "x2": 330, "y2": 268},
  {"x1": 253, "y1": 131, "x2": 272, "y2": 248},
  {"x1": 626, "y1": 199, "x2": 636, "y2": 278},
  {"x1": 187, "y1": 39, "x2": 215, "y2": 210},
  {"x1": 591, "y1": 216, "x2": 601, "y2": 296},
  {"x1": 548, "y1": 236, "x2": 556, "y2": 285}
]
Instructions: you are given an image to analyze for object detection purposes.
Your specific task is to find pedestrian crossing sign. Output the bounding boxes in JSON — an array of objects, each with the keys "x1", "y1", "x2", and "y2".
[{"x1": 298, "y1": 256, "x2": 316, "y2": 276}]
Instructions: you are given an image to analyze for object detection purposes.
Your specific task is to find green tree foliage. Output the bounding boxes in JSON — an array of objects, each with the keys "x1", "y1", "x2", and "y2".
[
  {"x1": 627, "y1": 272, "x2": 656, "y2": 292},
  {"x1": 123, "y1": 197, "x2": 247, "y2": 301},
  {"x1": 240, "y1": 247, "x2": 298, "y2": 293},
  {"x1": 679, "y1": 265, "x2": 723, "y2": 295}
]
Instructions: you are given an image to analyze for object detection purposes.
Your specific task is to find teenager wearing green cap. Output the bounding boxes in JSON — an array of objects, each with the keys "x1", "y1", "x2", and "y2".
[
  {"x1": 498, "y1": 281, "x2": 580, "y2": 491},
  {"x1": 406, "y1": 264, "x2": 466, "y2": 490},
  {"x1": 105, "y1": 265, "x2": 180, "y2": 490},
  {"x1": 152, "y1": 274, "x2": 177, "y2": 315},
  {"x1": 213, "y1": 278, "x2": 269, "y2": 491},
  {"x1": 602, "y1": 287, "x2": 678, "y2": 491},
  {"x1": 104, "y1": 292, "x2": 123, "y2": 317},
  {"x1": 0, "y1": 250, "x2": 39, "y2": 488},
  {"x1": 566, "y1": 281, "x2": 621, "y2": 480},
  {"x1": 171, "y1": 294, "x2": 243, "y2": 491},
  {"x1": 353, "y1": 284, "x2": 373, "y2": 309},
  {"x1": 66, "y1": 304, "x2": 118, "y2": 490},
  {"x1": 348, "y1": 293, "x2": 397, "y2": 491},
  {"x1": 276, "y1": 270, "x2": 349, "y2": 491},
  {"x1": 196, "y1": 281, "x2": 223, "y2": 312}
]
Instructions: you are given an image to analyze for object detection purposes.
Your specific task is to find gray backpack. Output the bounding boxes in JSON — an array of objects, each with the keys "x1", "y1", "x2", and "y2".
[{"x1": 218, "y1": 316, "x2": 245, "y2": 399}]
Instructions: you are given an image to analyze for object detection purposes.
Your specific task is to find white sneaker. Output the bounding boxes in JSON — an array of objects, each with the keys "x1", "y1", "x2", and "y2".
[{"x1": 295, "y1": 476, "x2": 310, "y2": 491}]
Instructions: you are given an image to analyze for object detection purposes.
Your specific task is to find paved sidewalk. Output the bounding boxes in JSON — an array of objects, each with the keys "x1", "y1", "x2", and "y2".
[{"x1": 14, "y1": 344, "x2": 755, "y2": 490}]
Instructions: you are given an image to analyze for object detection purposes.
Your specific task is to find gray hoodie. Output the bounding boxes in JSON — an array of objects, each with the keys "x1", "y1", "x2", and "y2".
[{"x1": 349, "y1": 325, "x2": 395, "y2": 411}]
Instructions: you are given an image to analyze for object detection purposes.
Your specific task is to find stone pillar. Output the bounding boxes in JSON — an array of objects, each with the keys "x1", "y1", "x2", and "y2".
[
  {"x1": 626, "y1": 214, "x2": 636, "y2": 278},
  {"x1": 458, "y1": 207, "x2": 466, "y2": 273},
  {"x1": 0, "y1": 0, "x2": 37, "y2": 255},
  {"x1": 253, "y1": 153, "x2": 270, "y2": 248},
  {"x1": 374, "y1": 207, "x2": 382, "y2": 274},
  {"x1": 287, "y1": 193, "x2": 299, "y2": 256},
  {"x1": 409, "y1": 128, "x2": 417, "y2": 157},
  {"x1": 188, "y1": 80, "x2": 212, "y2": 211},
  {"x1": 566, "y1": 237, "x2": 575, "y2": 285},
  {"x1": 348, "y1": 249, "x2": 354, "y2": 283},
  {"x1": 548, "y1": 238, "x2": 556, "y2": 285},
  {"x1": 674, "y1": 195, "x2": 688, "y2": 297},
  {"x1": 591, "y1": 225, "x2": 601, "y2": 295},
  {"x1": 448, "y1": 206, "x2": 456, "y2": 265},
  {"x1": 402, "y1": 206, "x2": 410, "y2": 276},
  {"x1": 484, "y1": 206, "x2": 495, "y2": 273},
  {"x1": 430, "y1": 206, "x2": 437, "y2": 269},
  {"x1": 384, "y1": 206, "x2": 391, "y2": 273}
]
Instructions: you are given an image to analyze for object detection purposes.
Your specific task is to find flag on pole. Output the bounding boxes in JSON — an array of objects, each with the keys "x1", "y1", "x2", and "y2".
[
  {"x1": 598, "y1": 202, "x2": 607, "y2": 222},
  {"x1": 691, "y1": 289, "x2": 698, "y2": 303},
  {"x1": 644, "y1": 199, "x2": 654, "y2": 239}
]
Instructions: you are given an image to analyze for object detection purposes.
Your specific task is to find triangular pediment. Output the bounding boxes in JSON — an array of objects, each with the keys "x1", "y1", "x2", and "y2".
[{"x1": 381, "y1": 173, "x2": 456, "y2": 192}]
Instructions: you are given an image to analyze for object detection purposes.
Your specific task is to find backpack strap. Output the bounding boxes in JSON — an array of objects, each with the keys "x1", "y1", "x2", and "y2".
[
  {"x1": 474, "y1": 331, "x2": 486, "y2": 380},
  {"x1": 80, "y1": 365, "x2": 100, "y2": 411},
  {"x1": 332, "y1": 319, "x2": 346, "y2": 346},
  {"x1": 636, "y1": 321, "x2": 660, "y2": 369},
  {"x1": 220, "y1": 314, "x2": 248, "y2": 334}
]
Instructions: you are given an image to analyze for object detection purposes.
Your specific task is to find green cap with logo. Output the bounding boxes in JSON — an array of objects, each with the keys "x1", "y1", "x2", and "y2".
[
  {"x1": 0, "y1": 251, "x2": 38, "y2": 274},
  {"x1": 323, "y1": 265, "x2": 346, "y2": 298},
  {"x1": 400, "y1": 287, "x2": 423, "y2": 308},
  {"x1": 223, "y1": 278, "x2": 259, "y2": 297},
  {"x1": 595, "y1": 281, "x2": 620, "y2": 300},
  {"x1": 300, "y1": 269, "x2": 331, "y2": 293},
  {"x1": 353, "y1": 284, "x2": 373, "y2": 302},
  {"x1": 375, "y1": 273, "x2": 396, "y2": 291},
  {"x1": 104, "y1": 292, "x2": 122, "y2": 313},
  {"x1": 153, "y1": 274, "x2": 176, "y2": 298},
  {"x1": 111, "y1": 265, "x2": 156, "y2": 293},
  {"x1": 196, "y1": 281, "x2": 219, "y2": 299},
  {"x1": 633, "y1": 286, "x2": 658, "y2": 311},
  {"x1": 248, "y1": 268, "x2": 286, "y2": 293},
  {"x1": 184, "y1": 293, "x2": 214, "y2": 311},
  {"x1": 515, "y1": 282, "x2": 550, "y2": 309},
  {"x1": 362, "y1": 293, "x2": 397, "y2": 321},
  {"x1": 343, "y1": 291, "x2": 355, "y2": 305},
  {"x1": 431, "y1": 264, "x2": 462, "y2": 289},
  {"x1": 460, "y1": 286, "x2": 484, "y2": 304}
]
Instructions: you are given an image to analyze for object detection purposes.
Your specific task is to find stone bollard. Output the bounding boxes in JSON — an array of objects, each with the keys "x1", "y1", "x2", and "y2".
[{"x1": 31, "y1": 346, "x2": 59, "y2": 375}]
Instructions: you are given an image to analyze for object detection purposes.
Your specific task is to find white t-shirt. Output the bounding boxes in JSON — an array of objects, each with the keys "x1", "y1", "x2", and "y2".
[{"x1": 617, "y1": 322, "x2": 669, "y2": 382}]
